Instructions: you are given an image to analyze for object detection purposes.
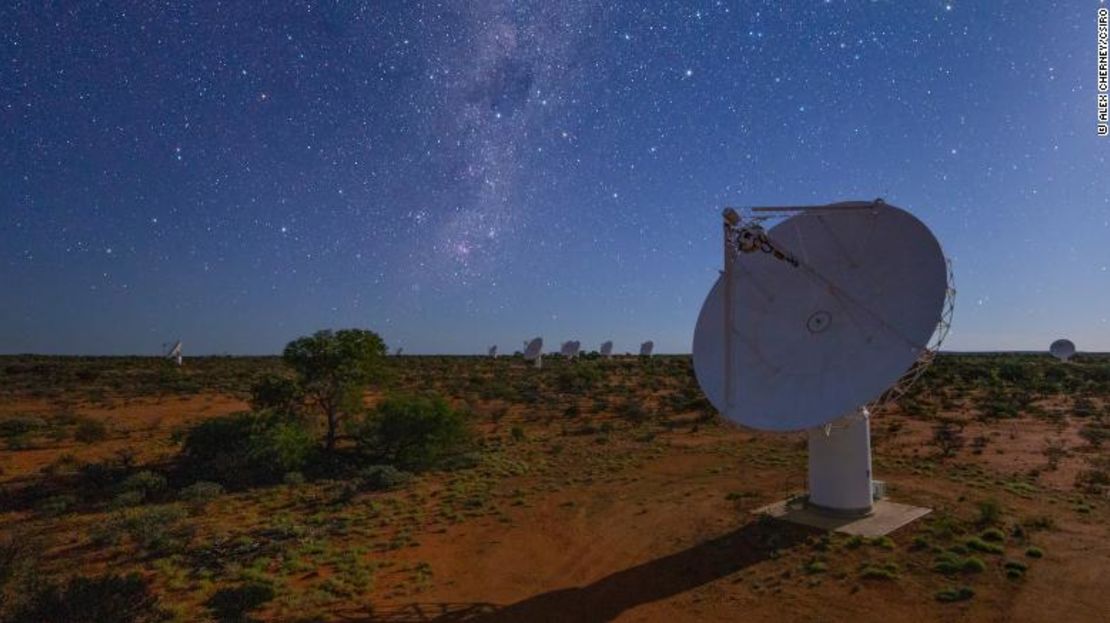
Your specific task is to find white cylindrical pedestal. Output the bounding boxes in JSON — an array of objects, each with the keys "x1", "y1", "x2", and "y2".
[{"x1": 807, "y1": 409, "x2": 873, "y2": 516}]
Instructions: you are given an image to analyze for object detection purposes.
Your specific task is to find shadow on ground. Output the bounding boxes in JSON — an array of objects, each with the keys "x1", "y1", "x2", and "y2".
[{"x1": 345, "y1": 518, "x2": 812, "y2": 623}]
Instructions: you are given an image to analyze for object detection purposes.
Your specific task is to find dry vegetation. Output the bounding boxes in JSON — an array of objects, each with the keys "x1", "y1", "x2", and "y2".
[{"x1": 1, "y1": 352, "x2": 1108, "y2": 622}]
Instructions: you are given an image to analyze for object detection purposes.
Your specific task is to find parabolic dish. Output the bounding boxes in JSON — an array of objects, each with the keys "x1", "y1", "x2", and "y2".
[
  {"x1": 600, "y1": 341, "x2": 613, "y2": 356},
  {"x1": 523, "y1": 337, "x2": 543, "y2": 360},
  {"x1": 692, "y1": 202, "x2": 948, "y2": 432},
  {"x1": 640, "y1": 341, "x2": 654, "y2": 356},
  {"x1": 1049, "y1": 339, "x2": 1075, "y2": 361}
]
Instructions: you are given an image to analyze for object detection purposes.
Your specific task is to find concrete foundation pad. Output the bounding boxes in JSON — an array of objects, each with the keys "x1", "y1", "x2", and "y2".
[{"x1": 753, "y1": 498, "x2": 931, "y2": 537}]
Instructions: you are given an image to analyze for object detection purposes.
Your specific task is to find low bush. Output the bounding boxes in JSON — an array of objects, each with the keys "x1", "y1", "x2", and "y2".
[
  {"x1": 935, "y1": 585, "x2": 975, "y2": 603},
  {"x1": 965, "y1": 536, "x2": 1004, "y2": 554},
  {"x1": 0, "y1": 415, "x2": 47, "y2": 437},
  {"x1": 74, "y1": 417, "x2": 109, "y2": 443},
  {"x1": 178, "y1": 481, "x2": 224, "y2": 505},
  {"x1": 36, "y1": 494, "x2": 78, "y2": 517},
  {"x1": 205, "y1": 581, "x2": 275, "y2": 622},
  {"x1": 179, "y1": 411, "x2": 317, "y2": 488},
  {"x1": 6, "y1": 572, "x2": 170, "y2": 622},
  {"x1": 353, "y1": 394, "x2": 471, "y2": 471},
  {"x1": 358, "y1": 465, "x2": 413, "y2": 491},
  {"x1": 118, "y1": 470, "x2": 168, "y2": 503}
]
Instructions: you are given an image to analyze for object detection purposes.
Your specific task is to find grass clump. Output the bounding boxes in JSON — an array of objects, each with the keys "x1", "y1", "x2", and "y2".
[
  {"x1": 357, "y1": 465, "x2": 413, "y2": 491},
  {"x1": 979, "y1": 527, "x2": 1006, "y2": 542},
  {"x1": 1025, "y1": 546, "x2": 1044, "y2": 558},
  {"x1": 804, "y1": 560, "x2": 828, "y2": 574},
  {"x1": 858, "y1": 562, "x2": 898, "y2": 581},
  {"x1": 868, "y1": 536, "x2": 895, "y2": 550},
  {"x1": 935, "y1": 585, "x2": 975, "y2": 603},
  {"x1": 1004, "y1": 560, "x2": 1028, "y2": 579},
  {"x1": 964, "y1": 536, "x2": 1004, "y2": 554},
  {"x1": 74, "y1": 417, "x2": 109, "y2": 443},
  {"x1": 933, "y1": 552, "x2": 985, "y2": 575}
]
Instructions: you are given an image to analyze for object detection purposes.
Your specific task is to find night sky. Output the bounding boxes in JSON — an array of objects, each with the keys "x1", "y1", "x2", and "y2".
[{"x1": 2, "y1": 2, "x2": 1108, "y2": 355}]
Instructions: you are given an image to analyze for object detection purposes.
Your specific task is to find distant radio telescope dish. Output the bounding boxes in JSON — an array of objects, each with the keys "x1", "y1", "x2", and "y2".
[
  {"x1": 560, "y1": 340, "x2": 581, "y2": 359},
  {"x1": 488, "y1": 345, "x2": 498, "y2": 358},
  {"x1": 692, "y1": 199, "x2": 954, "y2": 518},
  {"x1": 639, "y1": 341, "x2": 654, "y2": 357},
  {"x1": 523, "y1": 337, "x2": 544, "y2": 368},
  {"x1": 1049, "y1": 339, "x2": 1075, "y2": 361},
  {"x1": 165, "y1": 340, "x2": 183, "y2": 367},
  {"x1": 394, "y1": 347, "x2": 403, "y2": 356},
  {"x1": 600, "y1": 341, "x2": 614, "y2": 358}
]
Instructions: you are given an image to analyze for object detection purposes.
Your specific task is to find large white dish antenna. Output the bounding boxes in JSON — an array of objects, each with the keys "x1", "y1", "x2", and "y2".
[
  {"x1": 1049, "y1": 339, "x2": 1075, "y2": 361},
  {"x1": 600, "y1": 341, "x2": 614, "y2": 357},
  {"x1": 693, "y1": 201, "x2": 948, "y2": 432},
  {"x1": 639, "y1": 341, "x2": 654, "y2": 357}
]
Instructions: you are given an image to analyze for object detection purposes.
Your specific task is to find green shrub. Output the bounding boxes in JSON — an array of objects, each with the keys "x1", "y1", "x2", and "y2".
[
  {"x1": 961, "y1": 556, "x2": 987, "y2": 573},
  {"x1": 976, "y1": 498, "x2": 1002, "y2": 526},
  {"x1": 118, "y1": 470, "x2": 168, "y2": 502},
  {"x1": 935, "y1": 585, "x2": 974, "y2": 603},
  {"x1": 74, "y1": 417, "x2": 109, "y2": 443},
  {"x1": 868, "y1": 536, "x2": 895, "y2": 550},
  {"x1": 7, "y1": 572, "x2": 169, "y2": 622},
  {"x1": 282, "y1": 471, "x2": 306, "y2": 485},
  {"x1": 178, "y1": 481, "x2": 224, "y2": 504},
  {"x1": 354, "y1": 395, "x2": 471, "y2": 471},
  {"x1": 358, "y1": 465, "x2": 413, "y2": 491},
  {"x1": 1025, "y1": 546, "x2": 1044, "y2": 558},
  {"x1": 249, "y1": 374, "x2": 303, "y2": 414},
  {"x1": 179, "y1": 411, "x2": 316, "y2": 488},
  {"x1": 804, "y1": 560, "x2": 828, "y2": 574},
  {"x1": 110, "y1": 491, "x2": 145, "y2": 509},
  {"x1": 1004, "y1": 558, "x2": 1028, "y2": 579},
  {"x1": 980, "y1": 527, "x2": 1006, "y2": 542},
  {"x1": 965, "y1": 536, "x2": 1004, "y2": 554},
  {"x1": 859, "y1": 563, "x2": 898, "y2": 580},
  {"x1": 122, "y1": 506, "x2": 190, "y2": 554},
  {"x1": 205, "y1": 581, "x2": 275, "y2": 622},
  {"x1": 0, "y1": 415, "x2": 47, "y2": 437},
  {"x1": 554, "y1": 364, "x2": 601, "y2": 393},
  {"x1": 36, "y1": 494, "x2": 78, "y2": 516}
]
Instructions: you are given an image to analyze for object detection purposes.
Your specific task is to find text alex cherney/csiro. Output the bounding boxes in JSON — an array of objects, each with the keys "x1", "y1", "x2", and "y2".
[{"x1": 1099, "y1": 7, "x2": 1108, "y2": 136}]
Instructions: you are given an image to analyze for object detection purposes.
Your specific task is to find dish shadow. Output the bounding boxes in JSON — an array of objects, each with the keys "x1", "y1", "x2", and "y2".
[{"x1": 346, "y1": 518, "x2": 813, "y2": 623}]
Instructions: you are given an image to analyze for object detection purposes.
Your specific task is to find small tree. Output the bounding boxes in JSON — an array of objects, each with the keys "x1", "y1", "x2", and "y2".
[
  {"x1": 282, "y1": 329, "x2": 389, "y2": 452},
  {"x1": 931, "y1": 418, "x2": 966, "y2": 458},
  {"x1": 249, "y1": 374, "x2": 304, "y2": 414},
  {"x1": 354, "y1": 394, "x2": 470, "y2": 471}
]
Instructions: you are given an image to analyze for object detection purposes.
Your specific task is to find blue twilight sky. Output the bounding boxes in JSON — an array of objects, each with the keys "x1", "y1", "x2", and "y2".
[{"x1": 1, "y1": 1, "x2": 1108, "y2": 355}]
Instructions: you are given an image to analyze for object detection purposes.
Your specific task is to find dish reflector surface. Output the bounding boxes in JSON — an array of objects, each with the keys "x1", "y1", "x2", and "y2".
[
  {"x1": 523, "y1": 338, "x2": 543, "y2": 360},
  {"x1": 639, "y1": 341, "x2": 654, "y2": 356},
  {"x1": 600, "y1": 341, "x2": 613, "y2": 356},
  {"x1": 692, "y1": 202, "x2": 947, "y2": 431},
  {"x1": 1049, "y1": 339, "x2": 1075, "y2": 361}
]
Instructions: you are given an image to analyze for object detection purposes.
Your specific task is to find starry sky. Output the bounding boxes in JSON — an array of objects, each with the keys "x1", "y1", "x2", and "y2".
[{"x1": 2, "y1": 1, "x2": 1108, "y2": 356}]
